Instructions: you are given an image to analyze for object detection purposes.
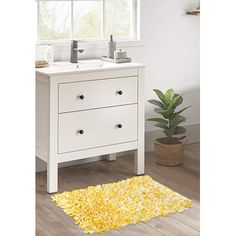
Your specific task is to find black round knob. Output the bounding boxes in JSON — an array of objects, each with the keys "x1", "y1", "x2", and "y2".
[
  {"x1": 117, "y1": 124, "x2": 122, "y2": 129},
  {"x1": 117, "y1": 90, "x2": 123, "y2": 95},
  {"x1": 79, "y1": 95, "x2": 84, "y2": 100},
  {"x1": 77, "y1": 129, "x2": 84, "y2": 135}
]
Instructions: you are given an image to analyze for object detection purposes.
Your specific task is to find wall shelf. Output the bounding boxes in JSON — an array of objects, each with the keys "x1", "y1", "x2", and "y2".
[{"x1": 186, "y1": 9, "x2": 200, "y2": 16}]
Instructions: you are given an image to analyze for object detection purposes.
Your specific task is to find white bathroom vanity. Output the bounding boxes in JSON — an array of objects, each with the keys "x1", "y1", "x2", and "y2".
[{"x1": 36, "y1": 60, "x2": 145, "y2": 193}]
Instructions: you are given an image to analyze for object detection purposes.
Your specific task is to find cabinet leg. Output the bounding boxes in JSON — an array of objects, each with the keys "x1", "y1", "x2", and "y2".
[
  {"x1": 106, "y1": 153, "x2": 116, "y2": 161},
  {"x1": 135, "y1": 148, "x2": 145, "y2": 175},
  {"x1": 47, "y1": 162, "x2": 58, "y2": 193}
]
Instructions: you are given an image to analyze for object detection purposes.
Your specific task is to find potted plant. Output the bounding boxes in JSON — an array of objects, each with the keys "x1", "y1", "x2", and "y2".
[{"x1": 147, "y1": 89, "x2": 190, "y2": 166}]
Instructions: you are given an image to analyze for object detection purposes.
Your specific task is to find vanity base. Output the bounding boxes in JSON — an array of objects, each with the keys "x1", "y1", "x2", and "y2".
[
  {"x1": 44, "y1": 140, "x2": 144, "y2": 193},
  {"x1": 106, "y1": 153, "x2": 117, "y2": 161},
  {"x1": 46, "y1": 148, "x2": 144, "y2": 193},
  {"x1": 36, "y1": 63, "x2": 145, "y2": 193}
]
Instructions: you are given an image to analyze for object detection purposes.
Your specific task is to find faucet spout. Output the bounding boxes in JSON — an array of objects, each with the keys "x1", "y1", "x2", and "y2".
[
  {"x1": 73, "y1": 49, "x2": 84, "y2": 53},
  {"x1": 70, "y1": 40, "x2": 84, "y2": 63}
]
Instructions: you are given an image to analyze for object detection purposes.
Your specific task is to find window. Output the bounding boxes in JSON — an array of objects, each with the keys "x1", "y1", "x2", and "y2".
[{"x1": 37, "y1": 0, "x2": 139, "y2": 42}]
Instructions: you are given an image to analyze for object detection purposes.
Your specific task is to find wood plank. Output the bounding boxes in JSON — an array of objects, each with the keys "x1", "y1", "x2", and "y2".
[
  {"x1": 36, "y1": 143, "x2": 200, "y2": 235},
  {"x1": 147, "y1": 216, "x2": 200, "y2": 236},
  {"x1": 172, "y1": 208, "x2": 200, "y2": 231},
  {"x1": 119, "y1": 222, "x2": 164, "y2": 236}
]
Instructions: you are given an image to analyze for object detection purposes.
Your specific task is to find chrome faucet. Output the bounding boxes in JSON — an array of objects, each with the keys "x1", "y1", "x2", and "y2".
[{"x1": 70, "y1": 40, "x2": 84, "y2": 63}]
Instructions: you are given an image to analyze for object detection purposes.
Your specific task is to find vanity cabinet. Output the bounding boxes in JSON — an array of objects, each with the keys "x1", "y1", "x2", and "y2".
[{"x1": 36, "y1": 63, "x2": 145, "y2": 193}]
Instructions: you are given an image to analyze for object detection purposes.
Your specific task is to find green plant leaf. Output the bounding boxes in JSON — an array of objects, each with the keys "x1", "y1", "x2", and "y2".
[
  {"x1": 165, "y1": 89, "x2": 175, "y2": 104},
  {"x1": 172, "y1": 115, "x2": 186, "y2": 126},
  {"x1": 154, "y1": 108, "x2": 173, "y2": 119},
  {"x1": 163, "y1": 109, "x2": 175, "y2": 119},
  {"x1": 153, "y1": 89, "x2": 167, "y2": 106},
  {"x1": 172, "y1": 106, "x2": 190, "y2": 118},
  {"x1": 174, "y1": 126, "x2": 187, "y2": 134},
  {"x1": 154, "y1": 108, "x2": 166, "y2": 118},
  {"x1": 173, "y1": 93, "x2": 179, "y2": 99},
  {"x1": 148, "y1": 99, "x2": 166, "y2": 110},
  {"x1": 155, "y1": 123, "x2": 169, "y2": 129},
  {"x1": 154, "y1": 108, "x2": 164, "y2": 113},
  {"x1": 165, "y1": 89, "x2": 175, "y2": 98},
  {"x1": 164, "y1": 128, "x2": 174, "y2": 137},
  {"x1": 171, "y1": 95, "x2": 183, "y2": 108},
  {"x1": 174, "y1": 96, "x2": 183, "y2": 108},
  {"x1": 147, "y1": 118, "x2": 168, "y2": 124}
]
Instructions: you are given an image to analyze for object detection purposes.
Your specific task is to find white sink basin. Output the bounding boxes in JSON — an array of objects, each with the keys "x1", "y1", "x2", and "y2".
[
  {"x1": 51, "y1": 60, "x2": 104, "y2": 70},
  {"x1": 36, "y1": 59, "x2": 143, "y2": 76}
]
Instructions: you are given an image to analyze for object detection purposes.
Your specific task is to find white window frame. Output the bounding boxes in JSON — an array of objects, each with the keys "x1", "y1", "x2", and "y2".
[{"x1": 36, "y1": 0, "x2": 140, "y2": 45}]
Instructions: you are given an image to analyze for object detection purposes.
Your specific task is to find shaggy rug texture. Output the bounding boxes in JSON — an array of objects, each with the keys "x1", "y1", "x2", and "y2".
[{"x1": 52, "y1": 175, "x2": 192, "y2": 234}]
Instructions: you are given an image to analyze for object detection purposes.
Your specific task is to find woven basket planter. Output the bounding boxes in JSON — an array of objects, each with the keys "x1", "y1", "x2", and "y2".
[{"x1": 154, "y1": 138, "x2": 184, "y2": 166}]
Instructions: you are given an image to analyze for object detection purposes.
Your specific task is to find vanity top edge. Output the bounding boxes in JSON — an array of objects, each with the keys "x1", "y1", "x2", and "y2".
[{"x1": 35, "y1": 60, "x2": 145, "y2": 77}]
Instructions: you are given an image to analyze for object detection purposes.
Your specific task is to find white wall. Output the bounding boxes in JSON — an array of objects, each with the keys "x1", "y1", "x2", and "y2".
[
  {"x1": 36, "y1": 0, "x2": 200, "y2": 171},
  {"x1": 134, "y1": 0, "x2": 200, "y2": 131}
]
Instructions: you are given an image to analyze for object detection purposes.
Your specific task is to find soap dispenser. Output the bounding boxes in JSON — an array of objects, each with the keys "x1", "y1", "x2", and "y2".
[
  {"x1": 44, "y1": 45, "x2": 54, "y2": 65},
  {"x1": 107, "y1": 35, "x2": 116, "y2": 59}
]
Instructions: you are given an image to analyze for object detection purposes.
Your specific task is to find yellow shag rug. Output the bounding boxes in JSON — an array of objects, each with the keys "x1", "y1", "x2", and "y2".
[{"x1": 52, "y1": 175, "x2": 191, "y2": 234}]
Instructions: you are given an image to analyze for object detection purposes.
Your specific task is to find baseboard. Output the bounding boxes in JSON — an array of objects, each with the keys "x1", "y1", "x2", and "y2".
[
  {"x1": 145, "y1": 123, "x2": 200, "y2": 152},
  {"x1": 36, "y1": 123, "x2": 200, "y2": 172}
]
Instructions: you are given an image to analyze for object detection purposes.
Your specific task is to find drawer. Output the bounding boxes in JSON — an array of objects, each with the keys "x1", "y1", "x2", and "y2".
[
  {"x1": 58, "y1": 77, "x2": 137, "y2": 113},
  {"x1": 58, "y1": 104, "x2": 137, "y2": 153}
]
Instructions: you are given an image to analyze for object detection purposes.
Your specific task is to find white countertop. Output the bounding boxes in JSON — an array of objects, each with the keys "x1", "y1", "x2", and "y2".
[{"x1": 36, "y1": 60, "x2": 145, "y2": 76}]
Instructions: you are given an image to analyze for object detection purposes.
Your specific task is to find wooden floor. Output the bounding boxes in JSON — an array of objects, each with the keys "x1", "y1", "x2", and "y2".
[{"x1": 36, "y1": 143, "x2": 200, "y2": 236}]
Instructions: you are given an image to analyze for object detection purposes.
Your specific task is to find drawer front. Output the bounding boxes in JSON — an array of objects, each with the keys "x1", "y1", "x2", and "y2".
[
  {"x1": 58, "y1": 104, "x2": 137, "y2": 153},
  {"x1": 58, "y1": 77, "x2": 137, "y2": 113}
]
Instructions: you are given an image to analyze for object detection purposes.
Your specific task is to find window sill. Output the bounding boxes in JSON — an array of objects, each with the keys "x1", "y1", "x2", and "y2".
[{"x1": 36, "y1": 40, "x2": 144, "y2": 49}]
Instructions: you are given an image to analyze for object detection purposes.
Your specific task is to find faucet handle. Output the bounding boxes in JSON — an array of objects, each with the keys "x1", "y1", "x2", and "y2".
[
  {"x1": 71, "y1": 40, "x2": 78, "y2": 46},
  {"x1": 78, "y1": 49, "x2": 84, "y2": 53}
]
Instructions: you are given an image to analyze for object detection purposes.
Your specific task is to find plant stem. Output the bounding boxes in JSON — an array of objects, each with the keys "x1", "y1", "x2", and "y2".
[{"x1": 168, "y1": 118, "x2": 172, "y2": 144}]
